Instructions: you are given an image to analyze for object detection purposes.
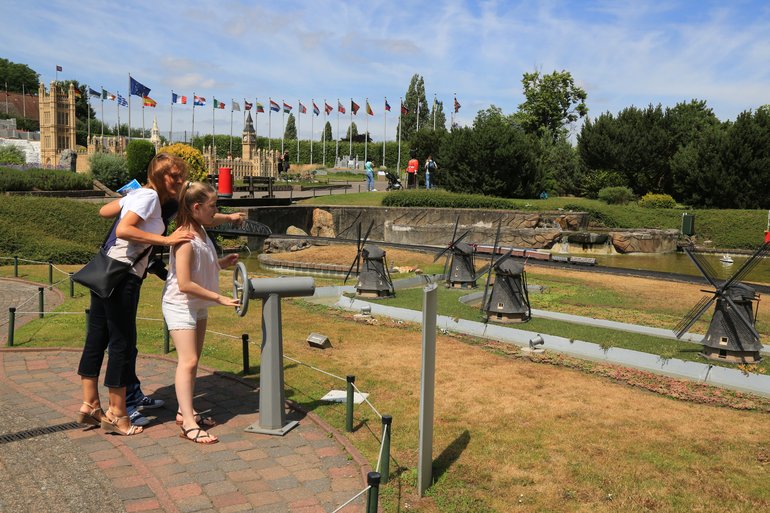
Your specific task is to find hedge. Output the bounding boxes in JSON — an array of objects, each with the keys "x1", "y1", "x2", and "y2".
[
  {"x1": 382, "y1": 190, "x2": 522, "y2": 210},
  {"x1": 0, "y1": 167, "x2": 93, "y2": 192}
]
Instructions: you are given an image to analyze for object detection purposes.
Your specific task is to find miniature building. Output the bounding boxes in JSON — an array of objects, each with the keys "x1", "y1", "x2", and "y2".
[
  {"x1": 38, "y1": 81, "x2": 76, "y2": 166},
  {"x1": 150, "y1": 116, "x2": 161, "y2": 150}
]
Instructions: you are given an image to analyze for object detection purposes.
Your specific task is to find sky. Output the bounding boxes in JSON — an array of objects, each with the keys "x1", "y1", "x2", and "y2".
[{"x1": 3, "y1": 0, "x2": 770, "y2": 144}]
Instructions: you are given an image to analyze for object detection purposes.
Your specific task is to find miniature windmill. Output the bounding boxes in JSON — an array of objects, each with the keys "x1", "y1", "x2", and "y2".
[
  {"x1": 674, "y1": 242, "x2": 769, "y2": 363},
  {"x1": 479, "y1": 222, "x2": 532, "y2": 323},
  {"x1": 344, "y1": 222, "x2": 394, "y2": 298},
  {"x1": 433, "y1": 218, "x2": 477, "y2": 288}
]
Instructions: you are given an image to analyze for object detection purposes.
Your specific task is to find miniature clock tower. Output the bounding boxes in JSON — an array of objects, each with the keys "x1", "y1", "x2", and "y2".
[{"x1": 242, "y1": 111, "x2": 256, "y2": 161}]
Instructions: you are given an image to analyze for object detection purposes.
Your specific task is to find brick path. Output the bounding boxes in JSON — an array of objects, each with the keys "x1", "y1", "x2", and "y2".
[
  {"x1": 0, "y1": 277, "x2": 64, "y2": 344},
  {"x1": 0, "y1": 349, "x2": 368, "y2": 513}
]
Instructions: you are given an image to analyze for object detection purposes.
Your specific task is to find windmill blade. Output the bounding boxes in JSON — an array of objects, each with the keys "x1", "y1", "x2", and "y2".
[
  {"x1": 685, "y1": 248, "x2": 720, "y2": 289},
  {"x1": 492, "y1": 249, "x2": 514, "y2": 270},
  {"x1": 480, "y1": 220, "x2": 503, "y2": 312},
  {"x1": 361, "y1": 221, "x2": 374, "y2": 248},
  {"x1": 673, "y1": 294, "x2": 716, "y2": 338},
  {"x1": 442, "y1": 253, "x2": 452, "y2": 280},
  {"x1": 722, "y1": 242, "x2": 770, "y2": 290},
  {"x1": 723, "y1": 295, "x2": 761, "y2": 341},
  {"x1": 433, "y1": 245, "x2": 451, "y2": 262},
  {"x1": 450, "y1": 217, "x2": 460, "y2": 246},
  {"x1": 343, "y1": 254, "x2": 360, "y2": 283},
  {"x1": 475, "y1": 263, "x2": 491, "y2": 277},
  {"x1": 433, "y1": 229, "x2": 470, "y2": 262}
]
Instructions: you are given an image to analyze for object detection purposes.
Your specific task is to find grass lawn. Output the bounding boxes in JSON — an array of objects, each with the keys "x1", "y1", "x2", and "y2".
[{"x1": 5, "y1": 259, "x2": 770, "y2": 512}]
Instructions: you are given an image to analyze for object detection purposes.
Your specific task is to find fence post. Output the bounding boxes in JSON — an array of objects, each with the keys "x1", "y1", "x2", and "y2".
[
  {"x1": 48, "y1": 260, "x2": 53, "y2": 285},
  {"x1": 380, "y1": 415, "x2": 392, "y2": 484},
  {"x1": 38, "y1": 287, "x2": 44, "y2": 318},
  {"x1": 68, "y1": 273, "x2": 75, "y2": 298},
  {"x1": 346, "y1": 375, "x2": 356, "y2": 432},
  {"x1": 366, "y1": 472, "x2": 381, "y2": 513},
  {"x1": 7, "y1": 308, "x2": 15, "y2": 347},
  {"x1": 13, "y1": 256, "x2": 18, "y2": 277},
  {"x1": 163, "y1": 320, "x2": 170, "y2": 354},
  {"x1": 84, "y1": 308, "x2": 90, "y2": 339},
  {"x1": 242, "y1": 333, "x2": 250, "y2": 374}
]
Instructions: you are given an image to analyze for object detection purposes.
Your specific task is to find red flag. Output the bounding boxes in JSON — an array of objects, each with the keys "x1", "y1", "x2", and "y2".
[
  {"x1": 244, "y1": 101, "x2": 253, "y2": 110},
  {"x1": 325, "y1": 102, "x2": 333, "y2": 114},
  {"x1": 299, "y1": 102, "x2": 307, "y2": 114},
  {"x1": 338, "y1": 101, "x2": 345, "y2": 114},
  {"x1": 454, "y1": 97, "x2": 461, "y2": 113},
  {"x1": 351, "y1": 100, "x2": 360, "y2": 115},
  {"x1": 400, "y1": 102, "x2": 409, "y2": 115},
  {"x1": 385, "y1": 99, "x2": 391, "y2": 112}
]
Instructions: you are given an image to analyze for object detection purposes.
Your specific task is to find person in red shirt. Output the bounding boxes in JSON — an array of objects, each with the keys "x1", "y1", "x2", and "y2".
[{"x1": 406, "y1": 155, "x2": 419, "y2": 189}]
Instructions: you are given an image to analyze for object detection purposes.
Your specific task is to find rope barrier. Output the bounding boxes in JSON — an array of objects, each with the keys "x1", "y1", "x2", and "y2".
[
  {"x1": 283, "y1": 354, "x2": 347, "y2": 383},
  {"x1": 352, "y1": 382, "x2": 382, "y2": 419},
  {"x1": 204, "y1": 329, "x2": 242, "y2": 340},
  {"x1": 13, "y1": 311, "x2": 87, "y2": 315},
  {"x1": 330, "y1": 485, "x2": 371, "y2": 513},
  {"x1": 376, "y1": 423, "x2": 389, "y2": 473}
]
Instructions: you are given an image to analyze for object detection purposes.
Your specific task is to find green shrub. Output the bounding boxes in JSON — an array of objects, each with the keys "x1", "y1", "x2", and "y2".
[
  {"x1": 638, "y1": 193, "x2": 676, "y2": 209},
  {"x1": 597, "y1": 186, "x2": 635, "y2": 205},
  {"x1": 0, "y1": 167, "x2": 92, "y2": 191},
  {"x1": 89, "y1": 152, "x2": 128, "y2": 191},
  {"x1": 0, "y1": 144, "x2": 26, "y2": 165},
  {"x1": 382, "y1": 190, "x2": 520, "y2": 210},
  {"x1": 158, "y1": 143, "x2": 207, "y2": 181},
  {"x1": 126, "y1": 140, "x2": 156, "y2": 184}
]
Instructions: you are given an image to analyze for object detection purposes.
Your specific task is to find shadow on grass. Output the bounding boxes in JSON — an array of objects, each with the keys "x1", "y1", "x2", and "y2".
[{"x1": 432, "y1": 429, "x2": 471, "y2": 482}]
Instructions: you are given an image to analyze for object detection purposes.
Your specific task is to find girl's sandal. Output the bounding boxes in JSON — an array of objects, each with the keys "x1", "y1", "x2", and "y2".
[
  {"x1": 101, "y1": 409, "x2": 143, "y2": 436},
  {"x1": 179, "y1": 426, "x2": 218, "y2": 444},
  {"x1": 176, "y1": 411, "x2": 216, "y2": 427},
  {"x1": 76, "y1": 401, "x2": 103, "y2": 426}
]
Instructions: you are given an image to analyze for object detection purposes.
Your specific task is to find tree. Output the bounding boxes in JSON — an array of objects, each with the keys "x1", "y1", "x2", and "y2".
[
  {"x1": 284, "y1": 113, "x2": 297, "y2": 140},
  {"x1": 516, "y1": 69, "x2": 587, "y2": 142},
  {"x1": 126, "y1": 140, "x2": 156, "y2": 184},
  {"x1": 158, "y1": 143, "x2": 207, "y2": 181},
  {"x1": 345, "y1": 122, "x2": 359, "y2": 140},
  {"x1": 398, "y1": 74, "x2": 429, "y2": 140},
  {"x1": 429, "y1": 99, "x2": 448, "y2": 131},
  {"x1": 321, "y1": 121, "x2": 332, "y2": 142},
  {"x1": 0, "y1": 58, "x2": 39, "y2": 94}
]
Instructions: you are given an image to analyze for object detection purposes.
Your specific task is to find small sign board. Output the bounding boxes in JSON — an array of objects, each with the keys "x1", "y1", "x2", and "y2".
[{"x1": 321, "y1": 390, "x2": 368, "y2": 404}]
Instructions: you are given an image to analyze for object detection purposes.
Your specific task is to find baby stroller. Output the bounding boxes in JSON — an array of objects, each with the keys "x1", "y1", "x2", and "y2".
[{"x1": 385, "y1": 171, "x2": 402, "y2": 191}]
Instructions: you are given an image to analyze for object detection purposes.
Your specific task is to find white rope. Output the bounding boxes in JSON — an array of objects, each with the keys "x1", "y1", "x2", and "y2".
[
  {"x1": 50, "y1": 263, "x2": 71, "y2": 275},
  {"x1": 330, "y1": 485, "x2": 371, "y2": 513},
  {"x1": 282, "y1": 354, "x2": 347, "y2": 382},
  {"x1": 13, "y1": 294, "x2": 38, "y2": 310},
  {"x1": 375, "y1": 423, "x2": 389, "y2": 473},
  {"x1": 136, "y1": 316, "x2": 164, "y2": 322},
  {"x1": 12, "y1": 257, "x2": 49, "y2": 264},
  {"x1": 352, "y1": 382, "x2": 382, "y2": 419},
  {"x1": 14, "y1": 311, "x2": 86, "y2": 315},
  {"x1": 205, "y1": 329, "x2": 241, "y2": 340}
]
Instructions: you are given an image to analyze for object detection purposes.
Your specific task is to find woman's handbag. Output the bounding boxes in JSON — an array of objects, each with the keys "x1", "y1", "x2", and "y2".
[{"x1": 72, "y1": 219, "x2": 150, "y2": 298}]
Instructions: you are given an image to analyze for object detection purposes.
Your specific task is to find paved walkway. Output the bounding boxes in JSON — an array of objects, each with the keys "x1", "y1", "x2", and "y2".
[
  {"x1": 0, "y1": 349, "x2": 369, "y2": 513},
  {"x1": 0, "y1": 277, "x2": 64, "y2": 345}
]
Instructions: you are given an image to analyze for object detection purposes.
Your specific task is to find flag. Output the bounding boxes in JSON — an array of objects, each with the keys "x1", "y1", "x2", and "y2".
[
  {"x1": 269, "y1": 100, "x2": 280, "y2": 112},
  {"x1": 256, "y1": 102, "x2": 265, "y2": 113},
  {"x1": 117, "y1": 94, "x2": 128, "y2": 107},
  {"x1": 283, "y1": 102, "x2": 292, "y2": 113},
  {"x1": 102, "y1": 89, "x2": 116, "y2": 101},
  {"x1": 351, "y1": 100, "x2": 360, "y2": 115},
  {"x1": 338, "y1": 101, "x2": 345, "y2": 114},
  {"x1": 194, "y1": 95, "x2": 206, "y2": 106},
  {"x1": 299, "y1": 102, "x2": 307, "y2": 114},
  {"x1": 172, "y1": 93, "x2": 187, "y2": 104},
  {"x1": 366, "y1": 100, "x2": 373, "y2": 116},
  {"x1": 454, "y1": 97, "x2": 461, "y2": 113},
  {"x1": 400, "y1": 102, "x2": 409, "y2": 115},
  {"x1": 313, "y1": 102, "x2": 320, "y2": 116},
  {"x1": 143, "y1": 96, "x2": 157, "y2": 107},
  {"x1": 56, "y1": 65, "x2": 62, "y2": 72},
  {"x1": 385, "y1": 99, "x2": 391, "y2": 112},
  {"x1": 325, "y1": 102, "x2": 333, "y2": 114},
  {"x1": 244, "y1": 101, "x2": 253, "y2": 111},
  {"x1": 232, "y1": 101, "x2": 241, "y2": 111},
  {"x1": 89, "y1": 87, "x2": 101, "y2": 98},
  {"x1": 213, "y1": 99, "x2": 226, "y2": 109},
  {"x1": 73, "y1": 88, "x2": 82, "y2": 98},
  {"x1": 129, "y1": 76, "x2": 151, "y2": 98}
]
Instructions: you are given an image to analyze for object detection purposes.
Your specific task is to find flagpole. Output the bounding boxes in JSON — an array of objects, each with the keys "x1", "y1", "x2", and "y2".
[
  {"x1": 397, "y1": 97, "x2": 403, "y2": 177},
  {"x1": 230, "y1": 98, "x2": 234, "y2": 156},
  {"x1": 335, "y1": 99, "x2": 340, "y2": 166},
  {"x1": 86, "y1": 85, "x2": 91, "y2": 143},
  {"x1": 349, "y1": 98, "x2": 353, "y2": 160},
  {"x1": 212, "y1": 100, "x2": 215, "y2": 158},
  {"x1": 22, "y1": 83, "x2": 26, "y2": 118},
  {"x1": 127, "y1": 73, "x2": 132, "y2": 141},
  {"x1": 281, "y1": 99, "x2": 285, "y2": 155},
  {"x1": 322, "y1": 99, "x2": 327, "y2": 167},
  {"x1": 383, "y1": 97, "x2": 387, "y2": 168},
  {"x1": 170, "y1": 90, "x2": 174, "y2": 143},
  {"x1": 191, "y1": 91, "x2": 196, "y2": 145},
  {"x1": 433, "y1": 94, "x2": 437, "y2": 130},
  {"x1": 116, "y1": 91, "x2": 121, "y2": 139},
  {"x1": 142, "y1": 103, "x2": 146, "y2": 139},
  {"x1": 296, "y1": 99, "x2": 300, "y2": 164},
  {"x1": 100, "y1": 86, "x2": 104, "y2": 138},
  {"x1": 310, "y1": 99, "x2": 314, "y2": 165},
  {"x1": 364, "y1": 98, "x2": 368, "y2": 164},
  {"x1": 254, "y1": 98, "x2": 259, "y2": 142},
  {"x1": 451, "y1": 92, "x2": 455, "y2": 130},
  {"x1": 416, "y1": 98, "x2": 420, "y2": 132},
  {"x1": 268, "y1": 97, "x2": 272, "y2": 151}
]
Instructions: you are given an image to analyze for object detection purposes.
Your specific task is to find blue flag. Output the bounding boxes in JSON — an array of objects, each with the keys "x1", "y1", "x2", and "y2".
[
  {"x1": 117, "y1": 93, "x2": 128, "y2": 107},
  {"x1": 129, "y1": 77, "x2": 150, "y2": 97},
  {"x1": 88, "y1": 87, "x2": 101, "y2": 98}
]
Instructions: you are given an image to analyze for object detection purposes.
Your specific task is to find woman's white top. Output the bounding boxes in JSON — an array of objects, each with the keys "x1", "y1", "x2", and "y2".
[
  {"x1": 107, "y1": 188, "x2": 164, "y2": 277},
  {"x1": 162, "y1": 231, "x2": 221, "y2": 309}
]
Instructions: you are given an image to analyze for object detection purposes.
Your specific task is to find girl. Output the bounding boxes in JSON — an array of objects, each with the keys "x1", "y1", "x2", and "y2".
[{"x1": 162, "y1": 181, "x2": 240, "y2": 444}]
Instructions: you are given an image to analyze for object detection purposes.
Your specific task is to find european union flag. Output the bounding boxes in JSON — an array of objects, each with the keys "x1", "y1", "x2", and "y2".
[{"x1": 129, "y1": 77, "x2": 151, "y2": 98}]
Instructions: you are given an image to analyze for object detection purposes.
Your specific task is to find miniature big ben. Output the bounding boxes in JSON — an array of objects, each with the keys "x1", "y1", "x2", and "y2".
[{"x1": 242, "y1": 111, "x2": 256, "y2": 161}]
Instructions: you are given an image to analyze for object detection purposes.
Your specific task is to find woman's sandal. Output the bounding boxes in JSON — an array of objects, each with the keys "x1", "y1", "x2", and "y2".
[
  {"x1": 76, "y1": 401, "x2": 103, "y2": 426},
  {"x1": 101, "y1": 409, "x2": 143, "y2": 436},
  {"x1": 176, "y1": 411, "x2": 216, "y2": 427},
  {"x1": 179, "y1": 426, "x2": 218, "y2": 444}
]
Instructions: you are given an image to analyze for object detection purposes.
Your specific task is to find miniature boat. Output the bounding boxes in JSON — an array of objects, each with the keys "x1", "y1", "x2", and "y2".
[{"x1": 720, "y1": 254, "x2": 734, "y2": 264}]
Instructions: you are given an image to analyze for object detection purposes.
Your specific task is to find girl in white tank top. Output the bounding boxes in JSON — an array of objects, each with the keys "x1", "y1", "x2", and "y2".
[{"x1": 161, "y1": 182, "x2": 240, "y2": 443}]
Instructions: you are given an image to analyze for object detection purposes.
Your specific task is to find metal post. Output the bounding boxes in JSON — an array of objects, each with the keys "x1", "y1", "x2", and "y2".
[
  {"x1": 418, "y1": 283, "x2": 438, "y2": 496},
  {"x1": 48, "y1": 260, "x2": 53, "y2": 284},
  {"x1": 38, "y1": 287, "x2": 44, "y2": 318},
  {"x1": 366, "y1": 472, "x2": 381, "y2": 513},
  {"x1": 163, "y1": 320, "x2": 170, "y2": 354},
  {"x1": 13, "y1": 256, "x2": 18, "y2": 277},
  {"x1": 346, "y1": 375, "x2": 355, "y2": 432},
  {"x1": 242, "y1": 333, "x2": 250, "y2": 374},
  {"x1": 84, "y1": 308, "x2": 90, "y2": 339},
  {"x1": 380, "y1": 414, "x2": 392, "y2": 483},
  {"x1": 7, "y1": 308, "x2": 15, "y2": 347},
  {"x1": 68, "y1": 273, "x2": 74, "y2": 297}
]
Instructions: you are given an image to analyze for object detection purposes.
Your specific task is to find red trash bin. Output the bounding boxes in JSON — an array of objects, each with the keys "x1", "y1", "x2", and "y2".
[{"x1": 217, "y1": 167, "x2": 232, "y2": 198}]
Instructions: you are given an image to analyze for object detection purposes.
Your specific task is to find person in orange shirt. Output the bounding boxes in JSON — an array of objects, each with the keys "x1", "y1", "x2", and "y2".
[{"x1": 406, "y1": 154, "x2": 419, "y2": 189}]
